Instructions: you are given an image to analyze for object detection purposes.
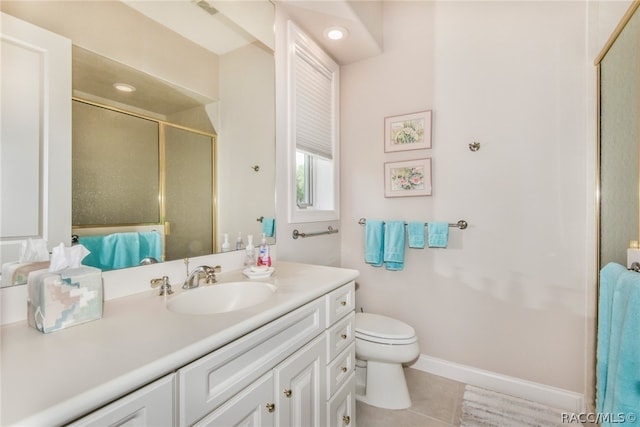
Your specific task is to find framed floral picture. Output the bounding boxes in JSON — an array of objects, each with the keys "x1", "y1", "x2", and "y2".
[
  {"x1": 384, "y1": 158, "x2": 432, "y2": 197},
  {"x1": 384, "y1": 110, "x2": 432, "y2": 152}
]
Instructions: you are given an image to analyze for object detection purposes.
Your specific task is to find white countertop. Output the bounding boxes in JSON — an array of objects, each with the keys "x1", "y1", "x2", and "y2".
[{"x1": 0, "y1": 262, "x2": 359, "y2": 426}]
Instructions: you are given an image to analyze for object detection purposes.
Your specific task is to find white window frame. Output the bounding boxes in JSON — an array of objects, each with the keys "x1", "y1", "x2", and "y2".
[{"x1": 286, "y1": 20, "x2": 340, "y2": 223}]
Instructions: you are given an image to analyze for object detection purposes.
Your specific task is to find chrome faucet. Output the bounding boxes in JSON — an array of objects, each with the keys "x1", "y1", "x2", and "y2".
[
  {"x1": 150, "y1": 276, "x2": 174, "y2": 296},
  {"x1": 183, "y1": 265, "x2": 221, "y2": 290}
]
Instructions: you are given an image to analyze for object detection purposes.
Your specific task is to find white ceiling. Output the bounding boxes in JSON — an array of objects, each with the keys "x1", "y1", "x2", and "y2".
[
  {"x1": 121, "y1": 0, "x2": 383, "y2": 64},
  {"x1": 73, "y1": 0, "x2": 383, "y2": 116},
  {"x1": 276, "y1": 0, "x2": 383, "y2": 64}
]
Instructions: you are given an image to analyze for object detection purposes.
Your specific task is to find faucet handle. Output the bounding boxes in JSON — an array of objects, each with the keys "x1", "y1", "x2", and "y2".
[
  {"x1": 150, "y1": 276, "x2": 174, "y2": 296},
  {"x1": 205, "y1": 265, "x2": 222, "y2": 284}
]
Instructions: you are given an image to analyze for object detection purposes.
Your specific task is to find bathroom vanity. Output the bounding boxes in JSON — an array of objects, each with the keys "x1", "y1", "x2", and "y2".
[{"x1": 0, "y1": 262, "x2": 358, "y2": 426}]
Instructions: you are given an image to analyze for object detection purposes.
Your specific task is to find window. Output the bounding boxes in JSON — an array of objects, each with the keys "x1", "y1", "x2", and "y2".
[{"x1": 287, "y1": 21, "x2": 340, "y2": 223}]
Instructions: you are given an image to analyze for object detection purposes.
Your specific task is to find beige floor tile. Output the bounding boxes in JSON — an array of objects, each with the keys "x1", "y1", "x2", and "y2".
[
  {"x1": 356, "y1": 401, "x2": 453, "y2": 427},
  {"x1": 404, "y1": 368, "x2": 465, "y2": 424}
]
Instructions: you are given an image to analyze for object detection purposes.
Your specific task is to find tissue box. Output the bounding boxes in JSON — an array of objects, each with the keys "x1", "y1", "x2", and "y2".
[
  {"x1": 27, "y1": 267, "x2": 103, "y2": 333},
  {"x1": 2, "y1": 261, "x2": 51, "y2": 287}
]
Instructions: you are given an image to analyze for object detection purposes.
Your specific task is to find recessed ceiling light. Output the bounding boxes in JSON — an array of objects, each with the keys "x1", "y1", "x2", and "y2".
[
  {"x1": 113, "y1": 83, "x2": 136, "y2": 93},
  {"x1": 324, "y1": 26, "x2": 349, "y2": 41}
]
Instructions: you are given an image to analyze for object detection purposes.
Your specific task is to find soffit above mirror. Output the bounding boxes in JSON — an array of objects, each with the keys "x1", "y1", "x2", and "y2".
[
  {"x1": 277, "y1": 0, "x2": 383, "y2": 65},
  {"x1": 73, "y1": 45, "x2": 212, "y2": 118}
]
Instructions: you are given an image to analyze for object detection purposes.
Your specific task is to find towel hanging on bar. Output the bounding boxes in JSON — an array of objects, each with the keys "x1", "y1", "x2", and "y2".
[{"x1": 357, "y1": 218, "x2": 468, "y2": 230}]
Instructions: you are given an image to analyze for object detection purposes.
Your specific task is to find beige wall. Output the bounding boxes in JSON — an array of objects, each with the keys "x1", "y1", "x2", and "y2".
[
  {"x1": 339, "y1": 0, "x2": 590, "y2": 393},
  {"x1": 218, "y1": 42, "x2": 276, "y2": 249}
]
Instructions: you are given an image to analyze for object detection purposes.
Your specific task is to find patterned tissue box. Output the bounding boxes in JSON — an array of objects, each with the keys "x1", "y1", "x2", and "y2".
[{"x1": 27, "y1": 266, "x2": 103, "y2": 333}]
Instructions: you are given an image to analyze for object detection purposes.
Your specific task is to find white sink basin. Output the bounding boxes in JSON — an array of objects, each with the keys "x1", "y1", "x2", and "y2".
[{"x1": 167, "y1": 281, "x2": 277, "y2": 315}]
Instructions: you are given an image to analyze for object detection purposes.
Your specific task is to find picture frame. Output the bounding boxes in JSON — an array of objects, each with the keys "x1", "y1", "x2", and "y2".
[
  {"x1": 384, "y1": 110, "x2": 432, "y2": 152},
  {"x1": 384, "y1": 158, "x2": 432, "y2": 197}
]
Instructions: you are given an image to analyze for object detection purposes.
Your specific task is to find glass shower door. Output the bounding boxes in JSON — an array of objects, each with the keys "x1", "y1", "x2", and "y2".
[{"x1": 164, "y1": 125, "x2": 215, "y2": 261}]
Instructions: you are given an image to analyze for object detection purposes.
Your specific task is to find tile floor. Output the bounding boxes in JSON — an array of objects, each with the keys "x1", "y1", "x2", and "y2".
[
  {"x1": 356, "y1": 368, "x2": 595, "y2": 426},
  {"x1": 356, "y1": 368, "x2": 464, "y2": 427}
]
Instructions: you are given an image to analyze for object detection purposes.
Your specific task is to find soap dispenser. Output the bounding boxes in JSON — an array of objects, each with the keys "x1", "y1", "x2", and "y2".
[
  {"x1": 236, "y1": 232, "x2": 244, "y2": 250},
  {"x1": 257, "y1": 233, "x2": 271, "y2": 267},
  {"x1": 244, "y1": 235, "x2": 256, "y2": 267},
  {"x1": 221, "y1": 233, "x2": 230, "y2": 252}
]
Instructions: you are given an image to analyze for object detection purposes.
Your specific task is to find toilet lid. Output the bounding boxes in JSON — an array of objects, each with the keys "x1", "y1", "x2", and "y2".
[{"x1": 355, "y1": 313, "x2": 416, "y2": 343}]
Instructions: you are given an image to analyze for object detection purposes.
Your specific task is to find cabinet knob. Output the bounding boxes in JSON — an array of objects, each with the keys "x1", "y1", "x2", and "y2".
[
  {"x1": 341, "y1": 366, "x2": 348, "y2": 373},
  {"x1": 341, "y1": 334, "x2": 348, "y2": 340},
  {"x1": 283, "y1": 389, "x2": 292, "y2": 398},
  {"x1": 343, "y1": 415, "x2": 351, "y2": 425},
  {"x1": 266, "y1": 403, "x2": 275, "y2": 413},
  {"x1": 340, "y1": 300, "x2": 347, "y2": 306}
]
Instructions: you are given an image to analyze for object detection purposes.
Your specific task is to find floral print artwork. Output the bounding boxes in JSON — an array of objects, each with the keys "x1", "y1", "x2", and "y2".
[
  {"x1": 390, "y1": 119, "x2": 424, "y2": 145},
  {"x1": 390, "y1": 166, "x2": 425, "y2": 191},
  {"x1": 384, "y1": 111, "x2": 432, "y2": 152},
  {"x1": 384, "y1": 158, "x2": 432, "y2": 197}
]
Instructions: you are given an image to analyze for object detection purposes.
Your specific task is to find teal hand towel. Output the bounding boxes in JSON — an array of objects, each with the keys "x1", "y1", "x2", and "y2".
[
  {"x1": 102, "y1": 232, "x2": 140, "y2": 270},
  {"x1": 139, "y1": 231, "x2": 162, "y2": 262},
  {"x1": 364, "y1": 220, "x2": 384, "y2": 267},
  {"x1": 78, "y1": 236, "x2": 104, "y2": 269},
  {"x1": 384, "y1": 221, "x2": 405, "y2": 271},
  {"x1": 262, "y1": 217, "x2": 275, "y2": 237},
  {"x1": 597, "y1": 263, "x2": 640, "y2": 422},
  {"x1": 408, "y1": 222, "x2": 425, "y2": 249},
  {"x1": 428, "y1": 222, "x2": 449, "y2": 248}
]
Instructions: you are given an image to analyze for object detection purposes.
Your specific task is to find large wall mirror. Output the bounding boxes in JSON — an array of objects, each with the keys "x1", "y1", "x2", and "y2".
[
  {"x1": 598, "y1": 1, "x2": 640, "y2": 269},
  {"x1": 0, "y1": 0, "x2": 275, "y2": 281}
]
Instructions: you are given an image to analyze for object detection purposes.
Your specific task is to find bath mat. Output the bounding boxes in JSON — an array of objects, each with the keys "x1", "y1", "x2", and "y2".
[{"x1": 460, "y1": 385, "x2": 566, "y2": 426}]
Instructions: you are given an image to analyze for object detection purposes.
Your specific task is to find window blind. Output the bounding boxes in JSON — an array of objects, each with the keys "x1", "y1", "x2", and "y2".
[{"x1": 294, "y1": 45, "x2": 334, "y2": 160}]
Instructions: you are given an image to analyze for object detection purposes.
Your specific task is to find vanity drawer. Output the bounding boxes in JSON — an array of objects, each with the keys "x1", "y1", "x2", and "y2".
[
  {"x1": 326, "y1": 343, "x2": 355, "y2": 399},
  {"x1": 327, "y1": 372, "x2": 356, "y2": 427},
  {"x1": 179, "y1": 297, "x2": 325, "y2": 426},
  {"x1": 326, "y1": 281, "x2": 355, "y2": 327},
  {"x1": 326, "y1": 311, "x2": 355, "y2": 362},
  {"x1": 68, "y1": 374, "x2": 175, "y2": 427}
]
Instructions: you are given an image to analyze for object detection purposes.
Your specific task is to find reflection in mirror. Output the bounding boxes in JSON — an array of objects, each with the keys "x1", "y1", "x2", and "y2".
[
  {"x1": 0, "y1": 0, "x2": 275, "y2": 283},
  {"x1": 598, "y1": 3, "x2": 640, "y2": 268},
  {"x1": 72, "y1": 99, "x2": 217, "y2": 268}
]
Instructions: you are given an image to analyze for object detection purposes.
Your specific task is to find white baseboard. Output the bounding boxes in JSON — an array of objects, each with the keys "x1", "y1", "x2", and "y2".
[{"x1": 411, "y1": 354, "x2": 586, "y2": 413}]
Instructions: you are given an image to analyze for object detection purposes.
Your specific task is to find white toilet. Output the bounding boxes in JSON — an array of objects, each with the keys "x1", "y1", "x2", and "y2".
[{"x1": 354, "y1": 312, "x2": 420, "y2": 409}]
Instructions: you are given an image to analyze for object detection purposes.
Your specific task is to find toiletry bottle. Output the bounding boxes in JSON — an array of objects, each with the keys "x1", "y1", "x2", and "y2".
[
  {"x1": 236, "y1": 232, "x2": 244, "y2": 250},
  {"x1": 257, "y1": 234, "x2": 271, "y2": 267},
  {"x1": 221, "y1": 233, "x2": 230, "y2": 252},
  {"x1": 245, "y1": 235, "x2": 255, "y2": 267}
]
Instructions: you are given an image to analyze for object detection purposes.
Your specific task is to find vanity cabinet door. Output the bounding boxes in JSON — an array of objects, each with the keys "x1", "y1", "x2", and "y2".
[
  {"x1": 67, "y1": 374, "x2": 175, "y2": 427},
  {"x1": 274, "y1": 334, "x2": 326, "y2": 427},
  {"x1": 327, "y1": 373, "x2": 356, "y2": 427},
  {"x1": 178, "y1": 298, "x2": 325, "y2": 425},
  {"x1": 194, "y1": 372, "x2": 275, "y2": 427}
]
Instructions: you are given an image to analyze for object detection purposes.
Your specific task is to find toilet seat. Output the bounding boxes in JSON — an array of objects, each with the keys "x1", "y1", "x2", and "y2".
[{"x1": 355, "y1": 313, "x2": 417, "y2": 345}]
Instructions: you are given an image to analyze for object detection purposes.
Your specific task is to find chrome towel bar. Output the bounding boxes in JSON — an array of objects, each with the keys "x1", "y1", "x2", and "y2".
[
  {"x1": 357, "y1": 218, "x2": 468, "y2": 230},
  {"x1": 292, "y1": 226, "x2": 339, "y2": 239}
]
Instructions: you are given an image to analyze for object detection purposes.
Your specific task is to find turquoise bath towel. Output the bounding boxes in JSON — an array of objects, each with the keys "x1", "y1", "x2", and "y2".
[
  {"x1": 77, "y1": 236, "x2": 104, "y2": 269},
  {"x1": 139, "y1": 231, "x2": 162, "y2": 262},
  {"x1": 262, "y1": 217, "x2": 276, "y2": 237},
  {"x1": 407, "y1": 222, "x2": 425, "y2": 249},
  {"x1": 364, "y1": 220, "x2": 384, "y2": 267},
  {"x1": 102, "y1": 232, "x2": 140, "y2": 270},
  {"x1": 597, "y1": 263, "x2": 640, "y2": 424},
  {"x1": 384, "y1": 221, "x2": 405, "y2": 271},
  {"x1": 428, "y1": 222, "x2": 449, "y2": 248},
  {"x1": 79, "y1": 232, "x2": 157, "y2": 270}
]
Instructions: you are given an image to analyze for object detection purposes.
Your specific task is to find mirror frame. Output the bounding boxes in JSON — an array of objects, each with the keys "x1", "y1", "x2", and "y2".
[{"x1": 595, "y1": 0, "x2": 640, "y2": 273}]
